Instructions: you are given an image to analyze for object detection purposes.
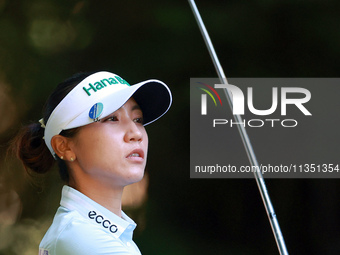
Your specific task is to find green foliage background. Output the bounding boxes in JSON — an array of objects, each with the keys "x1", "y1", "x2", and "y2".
[{"x1": 0, "y1": 0, "x2": 339, "y2": 254}]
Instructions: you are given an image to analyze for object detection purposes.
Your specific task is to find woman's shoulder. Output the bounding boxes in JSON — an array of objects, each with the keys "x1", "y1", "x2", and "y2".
[
  {"x1": 54, "y1": 220, "x2": 129, "y2": 255},
  {"x1": 40, "y1": 206, "x2": 130, "y2": 255},
  {"x1": 39, "y1": 207, "x2": 87, "y2": 252}
]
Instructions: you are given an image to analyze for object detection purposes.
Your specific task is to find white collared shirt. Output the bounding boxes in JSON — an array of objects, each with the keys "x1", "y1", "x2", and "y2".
[{"x1": 39, "y1": 185, "x2": 141, "y2": 255}]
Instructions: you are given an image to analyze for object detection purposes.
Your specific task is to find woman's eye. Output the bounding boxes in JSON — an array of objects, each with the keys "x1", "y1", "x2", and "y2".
[
  {"x1": 109, "y1": 116, "x2": 118, "y2": 121},
  {"x1": 102, "y1": 116, "x2": 118, "y2": 122},
  {"x1": 134, "y1": 117, "x2": 143, "y2": 124}
]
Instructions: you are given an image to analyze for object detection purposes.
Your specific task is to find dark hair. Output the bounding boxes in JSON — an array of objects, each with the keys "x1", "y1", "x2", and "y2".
[{"x1": 10, "y1": 71, "x2": 94, "y2": 182}]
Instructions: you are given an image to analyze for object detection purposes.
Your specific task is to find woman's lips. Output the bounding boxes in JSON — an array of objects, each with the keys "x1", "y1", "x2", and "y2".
[{"x1": 126, "y1": 149, "x2": 144, "y2": 161}]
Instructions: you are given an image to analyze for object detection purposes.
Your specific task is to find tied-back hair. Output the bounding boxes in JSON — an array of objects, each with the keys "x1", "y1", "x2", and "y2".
[{"x1": 10, "y1": 71, "x2": 94, "y2": 182}]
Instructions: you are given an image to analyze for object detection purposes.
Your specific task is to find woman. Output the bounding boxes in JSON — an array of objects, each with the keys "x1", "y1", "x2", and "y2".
[{"x1": 12, "y1": 71, "x2": 172, "y2": 254}]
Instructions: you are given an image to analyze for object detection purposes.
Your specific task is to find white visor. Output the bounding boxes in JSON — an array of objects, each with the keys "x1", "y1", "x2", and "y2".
[{"x1": 44, "y1": 71, "x2": 172, "y2": 157}]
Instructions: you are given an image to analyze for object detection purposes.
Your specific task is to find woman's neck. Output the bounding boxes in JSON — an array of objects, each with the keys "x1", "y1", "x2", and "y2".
[{"x1": 68, "y1": 176, "x2": 124, "y2": 217}]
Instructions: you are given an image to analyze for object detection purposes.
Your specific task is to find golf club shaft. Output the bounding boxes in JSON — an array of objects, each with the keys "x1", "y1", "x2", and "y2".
[{"x1": 188, "y1": 1, "x2": 288, "y2": 254}]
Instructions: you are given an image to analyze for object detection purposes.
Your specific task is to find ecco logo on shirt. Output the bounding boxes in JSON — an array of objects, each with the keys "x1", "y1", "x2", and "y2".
[{"x1": 88, "y1": 211, "x2": 118, "y2": 233}]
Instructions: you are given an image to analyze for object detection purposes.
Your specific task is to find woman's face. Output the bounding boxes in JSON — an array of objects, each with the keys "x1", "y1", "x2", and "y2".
[{"x1": 69, "y1": 98, "x2": 148, "y2": 188}]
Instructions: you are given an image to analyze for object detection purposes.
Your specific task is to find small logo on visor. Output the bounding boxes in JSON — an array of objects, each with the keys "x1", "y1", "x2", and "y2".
[{"x1": 89, "y1": 102, "x2": 104, "y2": 121}]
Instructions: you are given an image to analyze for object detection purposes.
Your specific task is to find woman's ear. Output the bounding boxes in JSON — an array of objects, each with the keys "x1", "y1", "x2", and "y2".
[{"x1": 51, "y1": 135, "x2": 73, "y2": 159}]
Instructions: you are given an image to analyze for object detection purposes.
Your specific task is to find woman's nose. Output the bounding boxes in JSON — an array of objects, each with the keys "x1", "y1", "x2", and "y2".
[{"x1": 124, "y1": 120, "x2": 143, "y2": 143}]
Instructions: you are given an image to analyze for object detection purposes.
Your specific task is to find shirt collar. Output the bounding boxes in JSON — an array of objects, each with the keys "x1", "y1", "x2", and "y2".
[{"x1": 60, "y1": 185, "x2": 136, "y2": 238}]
